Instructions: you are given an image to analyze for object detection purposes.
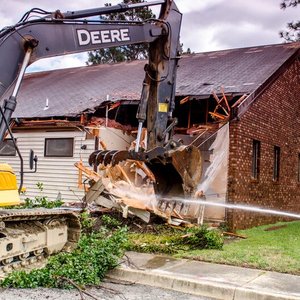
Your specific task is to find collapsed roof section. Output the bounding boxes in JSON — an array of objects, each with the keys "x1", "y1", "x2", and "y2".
[{"x1": 6, "y1": 42, "x2": 299, "y2": 119}]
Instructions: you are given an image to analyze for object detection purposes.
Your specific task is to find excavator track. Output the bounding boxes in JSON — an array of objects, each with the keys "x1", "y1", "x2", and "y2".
[{"x1": 0, "y1": 208, "x2": 80, "y2": 277}]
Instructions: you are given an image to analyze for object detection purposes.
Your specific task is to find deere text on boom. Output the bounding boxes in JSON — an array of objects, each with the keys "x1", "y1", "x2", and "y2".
[{"x1": 77, "y1": 28, "x2": 131, "y2": 46}]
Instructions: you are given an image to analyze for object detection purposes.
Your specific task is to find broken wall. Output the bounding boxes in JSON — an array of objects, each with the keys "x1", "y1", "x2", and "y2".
[{"x1": 196, "y1": 123, "x2": 229, "y2": 222}]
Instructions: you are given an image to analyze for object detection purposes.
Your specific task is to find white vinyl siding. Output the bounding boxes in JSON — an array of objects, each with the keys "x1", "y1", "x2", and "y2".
[
  {"x1": 4, "y1": 127, "x2": 134, "y2": 203},
  {"x1": 4, "y1": 130, "x2": 93, "y2": 203}
]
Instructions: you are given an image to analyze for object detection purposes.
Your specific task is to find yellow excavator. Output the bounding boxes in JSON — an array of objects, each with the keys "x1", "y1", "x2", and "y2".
[
  {"x1": 0, "y1": 0, "x2": 202, "y2": 275},
  {"x1": 0, "y1": 164, "x2": 19, "y2": 207}
]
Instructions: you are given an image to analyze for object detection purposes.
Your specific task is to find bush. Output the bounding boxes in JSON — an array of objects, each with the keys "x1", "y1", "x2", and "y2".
[
  {"x1": 184, "y1": 226, "x2": 224, "y2": 250},
  {"x1": 101, "y1": 214, "x2": 122, "y2": 228},
  {"x1": 80, "y1": 210, "x2": 96, "y2": 231},
  {"x1": 1, "y1": 227, "x2": 128, "y2": 288},
  {"x1": 23, "y1": 182, "x2": 63, "y2": 209}
]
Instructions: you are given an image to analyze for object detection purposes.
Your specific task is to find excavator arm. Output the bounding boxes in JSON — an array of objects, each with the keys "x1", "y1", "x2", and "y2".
[
  {"x1": 0, "y1": 1, "x2": 201, "y2": 277},
  {"x1": 0, "y1": 0, "x2": 201, "y2": 197},
  {"x1": 0, "y1": 0, "x2": 181, "y2": 141}
]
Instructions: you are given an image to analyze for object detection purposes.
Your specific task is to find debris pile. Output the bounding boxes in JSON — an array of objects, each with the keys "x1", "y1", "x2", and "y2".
[
  {"x1": 75, "y1": 159, "x2": 207, "y2": 226},
  {"x1": 74, "y1": 88, "x2": 247, "y2": 226}
]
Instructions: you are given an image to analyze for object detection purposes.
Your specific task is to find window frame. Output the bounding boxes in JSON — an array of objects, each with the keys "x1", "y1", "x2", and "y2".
[
  {"x1": 251, "y1": 140, "x2": 261, "y2": 180},
  {"x1": 44, "y1": 138, "x2": 74, "y2": 158},
  {"x1": 298, "y1": 153, "x2": 300, "y2": 183},
  {"x1": 273, "y1": 146, "x2": 280, "y2": 182}
]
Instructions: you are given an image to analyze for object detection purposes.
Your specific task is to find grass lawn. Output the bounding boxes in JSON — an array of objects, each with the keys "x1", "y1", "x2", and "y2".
[
  {"x1": 177, "y1": 221, "x2": 300, "y2": 275},
  {"x1": 127, "y1": 221, "x2": 300, "y2": 275}
]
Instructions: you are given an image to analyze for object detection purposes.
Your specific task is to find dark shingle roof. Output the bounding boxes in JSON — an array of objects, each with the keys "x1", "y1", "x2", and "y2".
[{"x1": 9, "y1": 42, "x2": 300, "y2": 118}]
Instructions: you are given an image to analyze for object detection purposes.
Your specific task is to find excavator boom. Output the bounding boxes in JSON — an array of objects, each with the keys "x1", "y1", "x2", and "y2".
[{"x1": 0, "y1": 0, "x2": 202, "y2": 275}]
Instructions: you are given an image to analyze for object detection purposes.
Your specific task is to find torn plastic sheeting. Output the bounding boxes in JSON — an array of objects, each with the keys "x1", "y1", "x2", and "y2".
[{"x1": 195, "y1": 123, "x2": 229, "y2": 220}]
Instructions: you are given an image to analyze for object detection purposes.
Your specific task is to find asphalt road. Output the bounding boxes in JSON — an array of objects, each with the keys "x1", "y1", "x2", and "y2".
[{"x1": 0, "y1": 281, "x2": 216, "y2": 300}]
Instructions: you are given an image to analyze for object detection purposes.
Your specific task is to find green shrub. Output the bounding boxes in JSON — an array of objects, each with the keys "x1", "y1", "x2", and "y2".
[
  {"x1": 1, "y1": 227, "x2": 128, "y2": 288},
  {"x1": 80, "y1": 210, "x2": 96, "y2": 231},
  {"x1": 185, "y1": 226, "x2": 224, "y2": 250},
  {"x1": 101, "y1": 215, "x2": 122, "y2": 228},
  {"x1": 23, "y1": 182, "x2": 63, "y2": 209}
]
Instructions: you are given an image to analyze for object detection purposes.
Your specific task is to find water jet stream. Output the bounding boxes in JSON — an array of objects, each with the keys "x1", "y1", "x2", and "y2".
[{"x1": 160, "y1": 196, "x2": 300, "y2": 219}]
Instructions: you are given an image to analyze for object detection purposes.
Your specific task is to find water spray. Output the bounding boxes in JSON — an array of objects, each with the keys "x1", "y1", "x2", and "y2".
[{"x1": 159, "y1": 196, "x2": 300, "y2": 220}]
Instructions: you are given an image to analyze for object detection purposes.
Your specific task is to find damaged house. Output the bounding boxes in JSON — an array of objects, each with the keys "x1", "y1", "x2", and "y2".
[{"x1": 2, "y1": 42, "x2": 300, "y2": 229}]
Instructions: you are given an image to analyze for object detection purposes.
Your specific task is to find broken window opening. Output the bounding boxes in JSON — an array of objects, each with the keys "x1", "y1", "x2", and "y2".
[
  {"x1": 298, "y1": 153, "x2": 300, "y2": 183},
  {"x1": 174, "y1": 97, "x2": 214, "y2": 131},
  {"x1": 93, "y1": 103, "x2": 139, "y2": 127},
  {"x1": 115, "y1": 104, "x2": 138, "y2": 127},
  {"x1": 273, "y1": 146, "x2": 280, "y2": 182},
  {"x1": 173, "y1": 94, "x2": 245, "y2": 134},
  {"x1": 0, "y1": 139, "x2": 17, "y2": 156},
  {"x1": 252, "y1": 140, "x2": 260, "y2": 180}
]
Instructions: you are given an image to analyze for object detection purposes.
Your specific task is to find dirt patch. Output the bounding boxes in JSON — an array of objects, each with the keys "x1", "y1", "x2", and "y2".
[{"x1": 264, "y1": 225, "x2": 287, "y2": 231}]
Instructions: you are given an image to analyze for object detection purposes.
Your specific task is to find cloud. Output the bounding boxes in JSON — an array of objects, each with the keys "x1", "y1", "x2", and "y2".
[
  {"x1": 175, "y1": 0, "x2": 224, "y2": 14},
  {"x1": 179, "y1": 0, "x2": 299, "y2": 51},
  {"x1": 1, "y1": 0, "x2": 299, "y2": 71},
  {"x1": 27, "y1": 53, "x2": 88, "y2": 73}
]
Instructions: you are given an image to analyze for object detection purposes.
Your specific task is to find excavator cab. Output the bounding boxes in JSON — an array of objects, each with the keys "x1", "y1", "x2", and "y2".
[{"x1": 0, "y1": 146, "x2": 37, "y2": 206}]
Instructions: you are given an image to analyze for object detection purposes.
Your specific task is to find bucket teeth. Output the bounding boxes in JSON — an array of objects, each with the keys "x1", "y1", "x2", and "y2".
[
  {"x1": 103, "y1": 150, "x2": 118, "y2": 166},
  {"x1": 110, "y1": 151, "x2": 131, "y2": 166},
  {"x1": 88, "y1": 150, "x2": 108, "y2": 166},
  {"x1": 89, "y1": 150, "x2": 130, "y2": 166},
  {"x1": 88, "y1": 150, "x2": 101, "y2": 166},
  {"x1": 88, "y1": 144, "x2": 202, "y2": 198},
  {"x1": 96, "y1": 150, "x2": 109, "y2": 165}
]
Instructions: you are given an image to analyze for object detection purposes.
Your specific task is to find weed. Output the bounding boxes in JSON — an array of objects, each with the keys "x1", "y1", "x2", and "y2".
[
  {"x1": 126, "y1": 224, "x2": 224, "y2": 254},
  {"x1": 101, "y1": 215, "x2": 122, "y2": 228},
  {"x1": 184, "y1": 226, "x2": 224, "y2": 250},
  {"x1": 22, "y1": 182, "x2": 63, "y2": 209}
]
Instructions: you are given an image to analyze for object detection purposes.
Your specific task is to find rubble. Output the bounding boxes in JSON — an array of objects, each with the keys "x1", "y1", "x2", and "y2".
[
  {"x1": 76, "y1": 155, "x2": 207, "y2": 225},
  {"x1": 73, "y1": 88, "x2": 249, "y2": 226}
]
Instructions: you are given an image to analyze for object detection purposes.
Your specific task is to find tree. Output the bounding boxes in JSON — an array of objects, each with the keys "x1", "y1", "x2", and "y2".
[
  {"x1": 280, "y1": 0, "x2": 300, "y2": 41},
  {"x1": 87, "y1": 0, "x2": 155, "y2": 65},
  {"x1": 179, "y1": 43, "x2": 193, "y2": 55}
]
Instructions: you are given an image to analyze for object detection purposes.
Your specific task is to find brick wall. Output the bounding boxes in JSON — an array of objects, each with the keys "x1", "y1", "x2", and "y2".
[{"x1": 227, "y1": 58, "x2": 300, "y2": 230}]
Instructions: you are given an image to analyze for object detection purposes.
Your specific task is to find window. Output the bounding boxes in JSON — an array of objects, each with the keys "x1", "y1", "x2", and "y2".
[
  {"x1": 0, "y1": 139, "x2": 16, "y2": 156},
  {"x1": 298, "y1": 154, "x2": 300, "y2": 182},
  {"x1": 252, "y1": 140, "x2": 260, "y2": 179},
  {"x1": 44, "y1": 138, "x2": 74, "y2": 157},
  {"x1": 273, "y1": 146, "x2": 280, "y2": 181}
]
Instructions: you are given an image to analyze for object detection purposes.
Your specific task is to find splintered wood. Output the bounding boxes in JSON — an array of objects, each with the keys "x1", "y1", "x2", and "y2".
[
  {"x1": 75, "y1": 158, "x2": 203, "y2": 225},
  {"x1": 209, "y1": 88, "x2": 231, "y2": 122},
  {"x1": 209, "y1": 88, "x2": 248, "y2": 122},
  {"x1": 75, "y1": 127, "x2": 207, "y2": 225}
]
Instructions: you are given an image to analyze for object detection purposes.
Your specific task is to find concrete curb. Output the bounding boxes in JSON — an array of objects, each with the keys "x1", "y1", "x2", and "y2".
[{"x1": 107, "y1": 267, "x2": 300, "y2": 300}]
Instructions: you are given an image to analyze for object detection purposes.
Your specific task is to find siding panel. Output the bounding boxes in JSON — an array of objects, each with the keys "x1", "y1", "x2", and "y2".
[{"x1": 6, "y1": 127, "x2": 133, "y2": 203}]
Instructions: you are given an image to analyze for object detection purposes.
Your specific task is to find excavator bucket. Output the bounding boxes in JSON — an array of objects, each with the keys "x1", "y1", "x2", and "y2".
[
  {"x1": 88, "y1": 144, "x2": 202, "y2": 198},
  {"x1": 165, "y1": 145, "x2": 202, "y2": 195}
]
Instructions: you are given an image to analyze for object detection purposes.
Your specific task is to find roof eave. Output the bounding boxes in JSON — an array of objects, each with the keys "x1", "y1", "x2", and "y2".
[{"x1": 235, "y1": 47, "x2": 300, "y2": 119}]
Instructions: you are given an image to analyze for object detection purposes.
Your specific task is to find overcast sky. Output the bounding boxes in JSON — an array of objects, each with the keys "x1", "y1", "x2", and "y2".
[{"x1": 0, "y1": 0, "x2": 298, "y2": 72}]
